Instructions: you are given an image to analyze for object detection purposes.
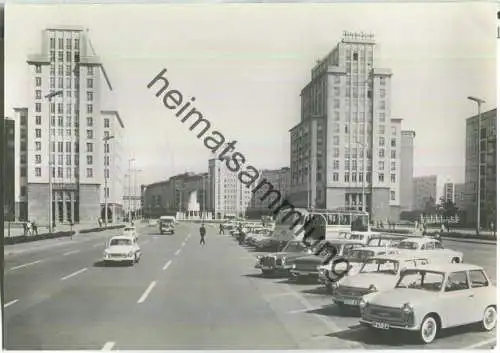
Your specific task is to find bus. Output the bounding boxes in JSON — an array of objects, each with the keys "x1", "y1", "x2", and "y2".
[{"x1": 272, "y1": 207, "x2": 370, "y2": 245}]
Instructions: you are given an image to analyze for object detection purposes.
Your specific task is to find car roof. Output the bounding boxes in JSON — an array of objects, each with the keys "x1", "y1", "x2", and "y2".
[
  {"x1": 409, "y1": 263, "x2": 485, "y2": 273},
  {"x1": 368, "y1": 253, "x2": 429, "y2": 262},
  {"x1": 353, "y1": 246, "x2": 396, "y2": 253},
  {"x1": 326, "y1": 238, "x2": 365, "y2": 245},
  {"x1": 110, "y1": 236, "x2": 134, "y2": 241},
  {"x1": 369, "y1": 234, "x2": 402, "y2": 240}
]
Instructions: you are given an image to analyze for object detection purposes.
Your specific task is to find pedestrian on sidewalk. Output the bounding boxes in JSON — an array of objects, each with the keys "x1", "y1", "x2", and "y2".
[
  {"x1": 219, "y1": 223, "x2": 224, "y2": 235},
  {"x1": 32, "y1": 220, "x2": 38, "y2": 236},
  {"x1": 26, "y1": 221, "x2": 32, "y2": 237},
  {"x1": 200, "y1": 223, "x2": 206, "y2": 246}
]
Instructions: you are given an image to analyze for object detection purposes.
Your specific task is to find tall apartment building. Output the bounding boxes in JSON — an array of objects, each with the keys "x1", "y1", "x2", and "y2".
[
  {"x1": 464, "y1": 108, "x2": 497, "y2": 227},
  {"x1": 208, "y1": 157, "x2": 254, "y2": 219},
  {"x1": 442, "y1": 182, "x2": 454, "y2": 203},
  {"x1": 247, "y1": 167, "x2": 290, "y2": 218},
  {"x1": 15, "y1": 26, "x2": 123, "y2": 225},
  {"x1": 412, "y1": 175, "x2": 437, "y2": 211},
  {"x1": 288, "y1": 31, "x2": 402, "y2": 222},
  {"x1": 399, "y1": 130, "x2": 415, "y2": 212},
  {"x1": 3, "y1": 118, "x2": 15, "y2": 221}
]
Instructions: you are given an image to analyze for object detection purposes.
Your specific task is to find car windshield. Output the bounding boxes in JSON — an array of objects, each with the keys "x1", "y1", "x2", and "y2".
[
  {"x1": 110, "y1": 239, "x2": 132, "y2": 246},
  {"x1": 283, "y1": 241, "x2": 308, "y2": 253},
  {"x1": 350, "y1": 234, "x2": 365, "y2": 241},
  {"x1": 346, "y1": 249, "x2": 375, "y2": 263},
  {"x1": 360, "y1": 259, "x2": 399, "y2": 275},
  {"x1": 124, "y1": 228, "x2": 135, "y2": 232},
  {"x1": 397, "y1": 241, "x2": 419, "y2": 250},
  {"x1": 396, "y1": 270, "x2": 445, "y2": 292},
  {"x1": 368, "y1": 238, "x2": 397, "y2": 247}
]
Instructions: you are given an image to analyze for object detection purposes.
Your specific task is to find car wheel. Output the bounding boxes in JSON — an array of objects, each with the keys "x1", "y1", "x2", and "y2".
[
  {"x1": 418, "y1": 315, "x2": 439, "y2": 344},
  {"x1": 451, "y1": 257, "x2": 460, "y2": 263},
  {"x1": 481, "y1": 306, "x2": 497, "y2": 331}
]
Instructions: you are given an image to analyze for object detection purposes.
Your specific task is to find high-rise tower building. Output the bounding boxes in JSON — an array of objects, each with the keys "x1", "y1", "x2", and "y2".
[
  {"x1": 15, "y1": 26, "x2": 124, "y2": 224},
  {"x1": 288, "y1": 31, "x2": 402, "y2": 222}
]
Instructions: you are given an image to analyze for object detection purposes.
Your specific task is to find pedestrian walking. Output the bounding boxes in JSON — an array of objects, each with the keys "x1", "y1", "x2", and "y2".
[
  {"x1": 26, "y1": 221, "x2": 32, "y2": 236},
  {"x1": 23, "y1": 222, "x2": 28, "y2": 237},
  {"x1": 219, "y1": 223, "x2": 224, "y2": 235},
  {"x1": 200, "y1": 223, "x2": 206, "y2": 245},
  {"x1": 32, "y1": 220, "x2": 38, "y2": 236}
]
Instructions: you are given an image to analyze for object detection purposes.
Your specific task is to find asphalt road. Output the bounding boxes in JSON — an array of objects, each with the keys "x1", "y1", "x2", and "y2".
[{"x1": 3, "y1": 223, "x2": 497, "y2": 350}]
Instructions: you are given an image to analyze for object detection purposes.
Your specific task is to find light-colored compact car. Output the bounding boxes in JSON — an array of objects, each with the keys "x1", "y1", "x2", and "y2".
[
  {"x1": 366, "y1": 235, "x2": 401, "y2": 247},
  {"x1": 394, "y1": 237, "x2": 463, "y2": 264},
  {"x1": 359, "y1": 263, "x2": 497, "y2": 344},
  {"x1": 103, "y1": 235, "x2": 141, "y2": 266},
  {"x1": 332, "y1": 253, "x2": 430, "y2": 309},
  {"x1": 318, "y1": 246, "x2": 399, "y2": 292},
  {"x1": 122, "y1": 226, "x2": 137, "y2": 237}
]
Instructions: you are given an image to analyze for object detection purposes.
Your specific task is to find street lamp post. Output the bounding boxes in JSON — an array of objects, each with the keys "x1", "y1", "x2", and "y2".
[
  {"x1": 103, "y1": 135, "x2": 115, "y2": 228},
  {"x1": 467, "y1": 96, "x2": 486, "y2": 236},
  {"x1": 44, "y1": 90, "x2": 63, "y2": 233},
  {"x1": 127, "y1": 158, "x2": 135, "y2": 224},
  {"x1": 132, "y1": 168, "x2": 142, "y2": 221}
]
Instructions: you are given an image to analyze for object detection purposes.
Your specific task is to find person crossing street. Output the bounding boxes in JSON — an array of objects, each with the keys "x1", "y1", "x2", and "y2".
[{"x1": 199, "y1": 223, "x2": 206, "y2": 246}]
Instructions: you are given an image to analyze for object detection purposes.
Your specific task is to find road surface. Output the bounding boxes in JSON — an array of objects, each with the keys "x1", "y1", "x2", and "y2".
[{"x1": 3, "y1": 223, "x2": 497, "y2": 350}]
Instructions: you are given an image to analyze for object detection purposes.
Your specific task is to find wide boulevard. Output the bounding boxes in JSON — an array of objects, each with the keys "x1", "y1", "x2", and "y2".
[{"x1": 3, "y1": 223, "x2": 497, "y2": 350}]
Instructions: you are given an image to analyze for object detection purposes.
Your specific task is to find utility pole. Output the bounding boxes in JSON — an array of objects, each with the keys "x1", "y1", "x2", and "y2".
[
  {"x1": 103, "y1": 135, "x2": 114, "y2": 227},
  {"x1": 45, "y1": 90, "x2": 63, "y2": 233}
]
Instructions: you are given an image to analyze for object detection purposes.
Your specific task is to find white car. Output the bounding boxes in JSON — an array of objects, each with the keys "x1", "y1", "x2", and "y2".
[
  {"x1": 123, "y1": 226, "x2": 137, "y2": 237},
  {"x1": 318, "y1": 246, "x2": 399, "y2": 292},
  {"x1": 359, "y1": 263, "x2": 497, "y2": 344},
  {"x1": 103, "y1": 236, "x2": 141, "y2": 266},
  {"x1": 332, "y1": 253, "x2": 429, "y2": 309},
  {"x1": 394, "y1": 237, "x2": 463, "y2": 264}
]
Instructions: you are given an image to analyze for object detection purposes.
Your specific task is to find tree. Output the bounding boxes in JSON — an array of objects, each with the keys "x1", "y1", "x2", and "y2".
[
  {"x1": 423, "y1": 196, "x2": 436, "y2": 215},
  {"x1": 437, "y1": 197, "x2": 459, "y2": 219}
]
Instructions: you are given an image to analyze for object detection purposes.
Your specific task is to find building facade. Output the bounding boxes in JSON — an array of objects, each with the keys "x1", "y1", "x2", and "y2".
[
  {"x1": 143, "y1": 172, "x2": 209, "y2": 219},
  {"x1": 454, "y1": 183, "x2": 466, "y2": 212},
  {"x1": 208, "y1": 157, "x2": 254, "y2": 219},
  {"x1": 412, "y1": 175, "x2": 437, "y2": 211},
  {"x1": 399, "y1": 130, "x2": 415, "y2": 212},
  {"x1": 17, "y1": 26, "x2": 122, "y2": 225},
  {"x1": 442, "y1": 182, "x2": 454, "y2": 203},
  {"x1": 247, "y1": 167, "x2": 290, "y2": 218},
  {"x1": 464, "y1": 108, "x2": 497, "y2": 227},
  {"x1": 288, "y1": 31, "x2": 402, "y2": 223},
  {"x1": 3, "y1": 118, "x2": 16, "y2": 221},
  {"x1": 100, "y1": 110, "x2": 125, "y2": 223}
]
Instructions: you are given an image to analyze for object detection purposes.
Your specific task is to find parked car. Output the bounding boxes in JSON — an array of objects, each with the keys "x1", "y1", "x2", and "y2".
[
  {"x1": 103, "y1": 235, "x2": 141, "y2": 266},
  {"x1": 290, "y1": 239, "x2": 365, "y2": 280},
  {"x1": 359, "y1": 263, "x2": 497, "y2": 344},
  {"x1": 332, "y1": 253, "x2": 430, "y2": 310},
  {"x1": 318, "y1": 246, "x2": 399, "y2": 292},
  {"x1": 255, "y1": 240, "x2": 315, "y2": 276},
  {"x1": 366, "y1": 234, "x2": 401, "y2": 247},
  {"x1": 394, "y1": 237, "x2": 463, "y2": 263}
]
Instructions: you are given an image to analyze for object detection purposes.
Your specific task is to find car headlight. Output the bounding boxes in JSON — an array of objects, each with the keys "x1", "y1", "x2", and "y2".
[
  {"x1": 368, "y1": 284, "x2": 377, "y2": 292},
  {"x1": 256, "y1": 255, "x2": 262, "y2": 260},
  {"x1": 402, "y1": 302, "x2": 413, "y2": 313},
  {"x1": 292, "y1": 264, "x2": 296, "y2": 269},
  {"x1": 127, "y1": 251, "x2": 133, "y2": 257}
]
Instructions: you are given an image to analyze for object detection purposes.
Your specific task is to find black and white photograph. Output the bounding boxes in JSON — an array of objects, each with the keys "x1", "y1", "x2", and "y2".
[{"x1": 1, "y1": 1, "x2": 497, "y2": 350}]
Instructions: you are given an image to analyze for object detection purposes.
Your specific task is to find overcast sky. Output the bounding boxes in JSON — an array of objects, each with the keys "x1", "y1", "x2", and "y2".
[{"x1": 4, "y1": 2, "x2": 497, "y2": 195}]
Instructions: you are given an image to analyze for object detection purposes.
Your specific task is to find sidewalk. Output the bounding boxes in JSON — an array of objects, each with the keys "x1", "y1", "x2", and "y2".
[{"x1": 4, "y1": 222, "x2": 113, "y2": 238}]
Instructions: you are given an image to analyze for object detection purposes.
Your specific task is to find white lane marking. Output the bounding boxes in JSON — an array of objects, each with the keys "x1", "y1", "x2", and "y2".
[
  {"x1": 464, "y1": 338, "x2": 497, "y2": 350},
  {"x1": 61, "y1": 267, "x2": 88, "y2": 281},
  {"x1": 4, "y1": 299, "x2": 19, "y2": 308},
  {"x1": 101, "y1": 341, "x2": 115, "y2": 350},
  {"x1": 93, "y1": 243, "x2": 103, "y2": 248},
  {"x1": 137, "y1": 281, "x2": 157, "y2": 304},
  {"x1": 63, "y1": 250, "x2": 80, "y2": 256},
  {"x1": 162, "y1": 260, "x2": 172, "y2": 271},
  {"x1": 174, "y1": 249, "x2": 181, "y2": 256},
  {"x1": 9, "y1": 260, "x2": 43, "y2": 271}
]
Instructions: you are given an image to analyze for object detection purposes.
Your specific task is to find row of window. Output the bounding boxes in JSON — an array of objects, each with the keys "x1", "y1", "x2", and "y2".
[
  {"x1": 35, "y1": 75, "x2": 94, "y2": 89},
  {"x1": 32, "y1": 166, "x2": 92, "y2": 178},
  {"x1": 34, "y1": 115, "x2": 110, "y2": 130},
  {"x1": 45, "y1": 64, "x2": 93, "y2": 77},
  {"x1": 329, "y1": 171, "x2": 394, "y2": 184},
  {"x1": 49, "y1": 37, "x2": 80, "y2": 51},
  {"x1": 50, "y1": 51, "x2": 80, "y2": 63}
]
